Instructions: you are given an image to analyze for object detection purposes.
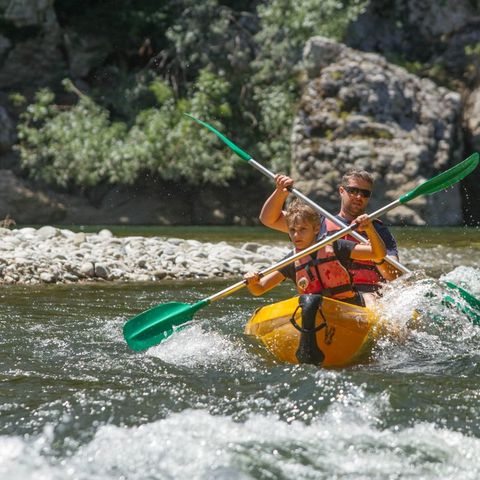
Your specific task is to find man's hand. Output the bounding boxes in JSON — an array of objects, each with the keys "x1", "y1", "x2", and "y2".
[{"x1": 274, "y1": 174, "x2": 294, "y2": 192}]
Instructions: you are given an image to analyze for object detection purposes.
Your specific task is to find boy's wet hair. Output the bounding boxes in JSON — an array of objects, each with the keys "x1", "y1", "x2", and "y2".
[
  {"x1": 341, "y1": 169, "x2": 374, "y2": 186},
  {"x1": 285, "y1": 199, "x2": 320, "y2": 228}
]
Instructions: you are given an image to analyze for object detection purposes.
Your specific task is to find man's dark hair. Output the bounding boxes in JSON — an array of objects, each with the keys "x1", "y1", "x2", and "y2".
[{"x1": 341, "y1": 169, "x2": 374, "y2": 186}]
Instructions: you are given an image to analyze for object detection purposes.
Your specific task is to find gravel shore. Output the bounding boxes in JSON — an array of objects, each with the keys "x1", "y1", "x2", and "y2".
[{"x1": 0, "y1": 226, "x2": 289, "y2": 284}]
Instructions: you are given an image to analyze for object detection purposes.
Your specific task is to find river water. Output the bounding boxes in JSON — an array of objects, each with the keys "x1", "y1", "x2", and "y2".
[{"x1": 1, "y1": 227, "x2": 479, "y2": 479}]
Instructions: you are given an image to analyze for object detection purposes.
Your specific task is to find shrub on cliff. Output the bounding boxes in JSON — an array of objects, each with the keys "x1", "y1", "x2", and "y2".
[
  {"x1": 17, "y1": 73, "x2": 237, "y2": 188},
  {"x1": 15, "y1": 0, "x2": 366, "y2": 190}
]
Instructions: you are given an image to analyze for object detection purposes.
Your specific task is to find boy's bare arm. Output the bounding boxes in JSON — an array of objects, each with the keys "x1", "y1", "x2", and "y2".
[
  {"x1": 244, "y1": 270, "x2": 286, "y2": 296},
  {"x1": 374, "y1": 254, "x2": 402, "y2": 280}
]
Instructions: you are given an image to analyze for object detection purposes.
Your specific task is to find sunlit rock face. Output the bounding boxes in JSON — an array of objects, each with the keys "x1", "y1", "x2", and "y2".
[{"x1": 292, "y1": 36, "x2": 464, "y2": 226}]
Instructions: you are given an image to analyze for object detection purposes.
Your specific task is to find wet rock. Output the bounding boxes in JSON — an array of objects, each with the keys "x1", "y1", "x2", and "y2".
[
  {"x1": 94, "y1": 263, "x2": 109, "y2": 279},
  {"x1": 0, "y1": 107, "x2": 15, "y2": 153},
  {"x1": 39, "y1": 271, "x2": 55, "y2": 283},
  {"x1": 98, "y1": 229, "x2": 113, "y2": 239},
  {"x1": 241, "y1": 242, "x2": 262, "y2": 253}
]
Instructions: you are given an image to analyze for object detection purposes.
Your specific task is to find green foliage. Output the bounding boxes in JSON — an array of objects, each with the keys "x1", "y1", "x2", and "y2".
[
  {"x1": 465, "y1": 43, "x2": 480, "y2": 57},
  {"x1": 254, "y1": 0, "x2": 366, "y2": 83},
  {"x1": 17, "y1": 86, "x2": 126, "y2": 188},
  {"x1": 126, "y1": 69, "x2": 236, "y2": 185},
  {"x1": 9, "y1": 92, "x2": 27, "y2": 107},
  {"x1": 15, "y1": 0, "x2": 368, "y2": 190},
  {"x1": 17, "y1": 71, "x2": 236, "y2": 188}
]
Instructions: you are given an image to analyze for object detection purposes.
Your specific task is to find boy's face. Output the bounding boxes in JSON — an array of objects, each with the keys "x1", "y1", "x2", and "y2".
[{"x1": 288, "y1": 219, "x2": 320, "y2": 250}]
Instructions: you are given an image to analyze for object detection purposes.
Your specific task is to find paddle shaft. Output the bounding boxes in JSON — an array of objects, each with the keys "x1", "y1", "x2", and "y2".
[
  {"x1": 206, "y1": 201, "x2": 401, "y2": 304},
  {"x1": 248, "y1": 158, "x2": 410, "y2": 274}
]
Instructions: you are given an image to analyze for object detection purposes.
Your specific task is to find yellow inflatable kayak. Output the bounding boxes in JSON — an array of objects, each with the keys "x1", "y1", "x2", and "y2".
[{"x1": 244, "y1": 294, "x2": 382, "y2": 368}]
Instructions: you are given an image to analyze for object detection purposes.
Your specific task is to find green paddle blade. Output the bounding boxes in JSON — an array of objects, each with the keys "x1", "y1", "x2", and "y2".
[
  {"x1": 400, "y1": 153, "x2": 479, "y2": 203},
  {"x1": 446, "y1": 281, "x2": 480, "y2": 310},
  {"x1": 123, "y1": 299, "x2": 209, "y2": 351},
  {"x1": 185, "y1": 113, "x2": 252, "y2": 161},
  {"x1": 442, "y1": 295, "x2": 480, "y2": 326}
]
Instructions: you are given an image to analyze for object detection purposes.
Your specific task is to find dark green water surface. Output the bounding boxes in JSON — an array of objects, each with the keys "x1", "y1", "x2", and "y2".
[{"x1": 1, "y1": 226, "x2": 479, "y2": 479}]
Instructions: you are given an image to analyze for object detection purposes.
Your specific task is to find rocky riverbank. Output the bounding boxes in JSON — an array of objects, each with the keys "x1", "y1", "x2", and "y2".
[{"x1": 0, "y1": 227, "x2": 289, "y2": 284}]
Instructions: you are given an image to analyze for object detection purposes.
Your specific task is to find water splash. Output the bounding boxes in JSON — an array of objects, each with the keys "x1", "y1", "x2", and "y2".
[
  {"x1": 2, "y1": 404, "x2": 479, "y2": 480},
  {"x1": 371, "y1": 270, "x2": 480, "y2": 373},
  {"x1": 440, "y1": 265, "x2": 480, "y2": 297},
  {"x1": 147, "y1": 323, "x2": 261, "y2": 372}
]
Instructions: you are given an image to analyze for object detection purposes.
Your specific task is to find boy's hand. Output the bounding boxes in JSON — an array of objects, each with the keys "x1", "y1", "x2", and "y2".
[
  {"x1": 274, "y1": 174, "x2": 294, "y2": 192},
  {"x1": 244, "y1": 271, "x2": 261, "y2": 285}
]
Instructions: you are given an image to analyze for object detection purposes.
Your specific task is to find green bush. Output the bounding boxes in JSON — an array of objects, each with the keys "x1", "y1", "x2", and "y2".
[
  {"x1": 17, "y1": 73, "x2": 237, "y2": 188},
  {"x1": 16, "y1": 0, "x2": 367, "y2": 190}
]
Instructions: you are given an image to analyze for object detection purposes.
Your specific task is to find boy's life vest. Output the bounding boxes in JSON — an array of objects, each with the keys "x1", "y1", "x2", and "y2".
[
  {"x1": 322, "y1": 217, "x2": 384, "y2": 288},
  {"x1": 294, "y1": 242, "x2": 359, "y2": 302}
]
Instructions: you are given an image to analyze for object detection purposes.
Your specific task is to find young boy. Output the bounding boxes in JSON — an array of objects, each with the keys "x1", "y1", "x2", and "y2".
[{"x1": 245, "y1": 200, "x2": 387, "y2": 307}]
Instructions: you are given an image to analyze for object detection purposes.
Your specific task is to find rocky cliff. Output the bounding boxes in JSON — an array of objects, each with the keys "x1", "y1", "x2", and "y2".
[{"x1": 293, "y1": 37, "x2": 464, "y2": 225}]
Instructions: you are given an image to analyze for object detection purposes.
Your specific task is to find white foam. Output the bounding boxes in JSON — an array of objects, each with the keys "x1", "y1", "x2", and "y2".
[
  {"x1": 2, "y1": 405, "x2": 479, "y2": 480},
  {"x1": 147, "y1": 323, "x2": 260, "y2": 372},
  {"x1": 366, "y1": 271, "x2": 480, "y2": 366},
  {"x1": 441, "y1": 266, "x2": 480, "y2": 297}
]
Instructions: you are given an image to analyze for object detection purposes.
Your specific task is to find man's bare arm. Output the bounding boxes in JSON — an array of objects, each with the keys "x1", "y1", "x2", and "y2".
[{"x1": 259, "y1": 174, "x2": 293, "y2": 233}]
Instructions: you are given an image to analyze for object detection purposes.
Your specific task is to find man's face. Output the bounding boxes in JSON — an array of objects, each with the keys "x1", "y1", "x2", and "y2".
[{"x1": 339, "y1": 177, "x2": 372, "y2": 217}]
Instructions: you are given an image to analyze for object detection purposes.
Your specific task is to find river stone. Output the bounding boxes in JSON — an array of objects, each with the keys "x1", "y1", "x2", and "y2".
[
  {"x1": 98, "y1": 229, "x2": 113, "y2": 239},
  {"x1": 137, "y1": 259, "x2": 147, "y2": 268},
  {"x1": 94, "y1": 263, "x2": 109, "y2": 279},
  {"x1": 73, "y1": 232, "x2": 87, "y2": 246},
  {"x1": 154, "y1": 270, "x2": 167, "y2": 280},
  {"x1": 60, "y1": 229, "x2": 76, "y2": 239},
  {"x1": 37, "y1": 225, "x2": 59, "y2": 239},
  {"x1": 167, "y1": 238, "x2": 185, "y2": 246},
  {"x1": 18, "y1": 227, "x2": 35, "y2": 235},
  {"x1": 63, "y1": 273, "x2": 79, "y2": 282},
  {"x1": 39, "y1": 271, "x2": 55, "y2": 283},
  {"x1": 0, "y1": 227, "x2": 292, "y2": 285},
  {"x1": 241, "y1": 242, "x2": 262, "y2": 253},
  {"x1": 78, "y1": 262, "x2": 95, "y2": 277}
]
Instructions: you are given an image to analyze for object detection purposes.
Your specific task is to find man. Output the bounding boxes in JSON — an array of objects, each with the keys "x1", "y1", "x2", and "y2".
[{"x1": 259, "y1": 170, "x2": 400, "y2": 292}]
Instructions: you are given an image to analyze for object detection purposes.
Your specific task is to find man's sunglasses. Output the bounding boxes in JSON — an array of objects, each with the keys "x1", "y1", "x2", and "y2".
[{"x1": 342, "y1": 185, "x2": 372, "y2": 198}]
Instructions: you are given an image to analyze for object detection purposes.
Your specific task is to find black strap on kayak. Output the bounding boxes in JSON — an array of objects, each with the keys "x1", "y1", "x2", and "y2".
[{"x1": 290, "y1": 294, "x2": 326, "y2": 365}]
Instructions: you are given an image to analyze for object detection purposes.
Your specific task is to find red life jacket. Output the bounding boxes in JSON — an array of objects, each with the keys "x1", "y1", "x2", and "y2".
[
  {"x1": 294, "y1": 244, "x2": 358, "y2": 301},
  {"x1": 323, "y1": 217, "x2": 384, "y2": 286}
]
